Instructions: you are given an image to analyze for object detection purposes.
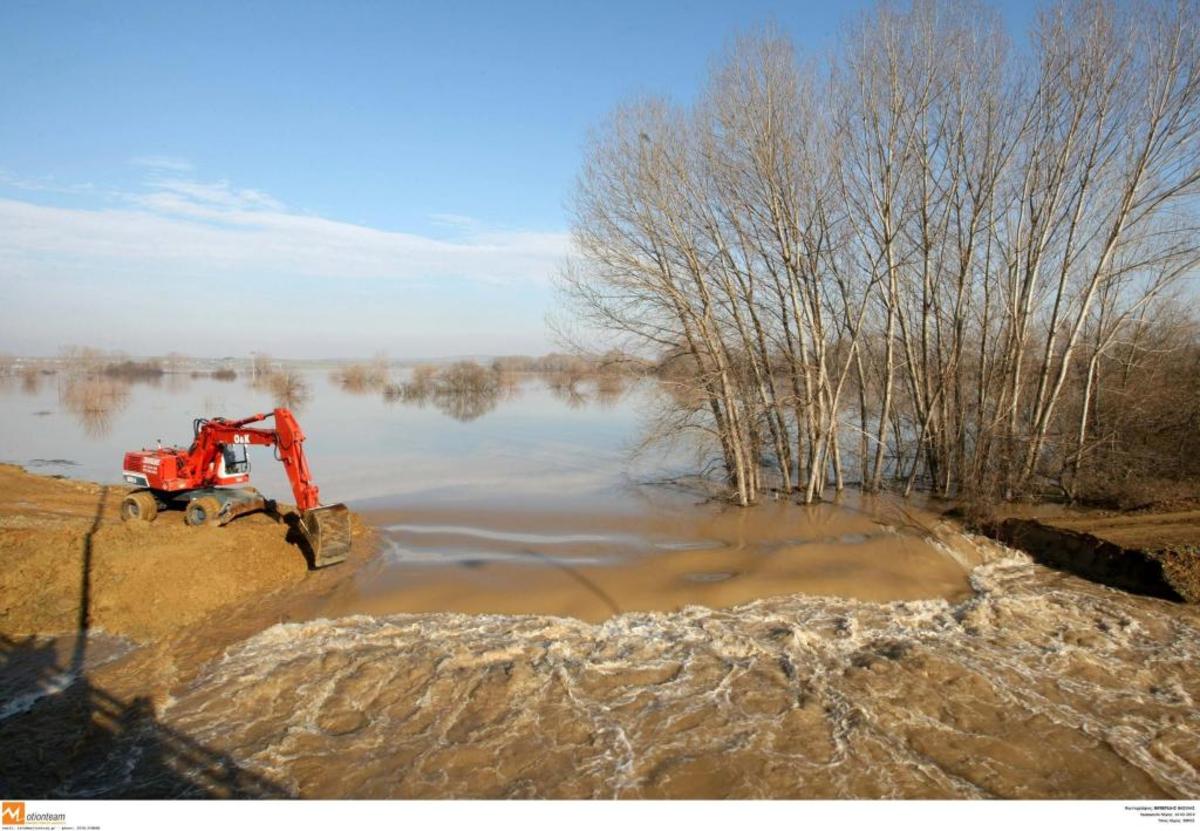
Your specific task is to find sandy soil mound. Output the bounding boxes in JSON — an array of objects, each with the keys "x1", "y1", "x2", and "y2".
[{"x1": 0, "y1": 464, "x2": 368, "y2": 641}]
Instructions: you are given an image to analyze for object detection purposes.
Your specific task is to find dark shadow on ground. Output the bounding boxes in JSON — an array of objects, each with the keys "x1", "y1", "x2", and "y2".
[
  {"x1": 68, "y1": 485, "x2": 107, "y2": 675},
  {"x1": 0, "y1": 486, "x2": 290, "y2": 798},
  {"x1": 0, "y1": 636, "x2": 290, "y2": 797},
  {"x1": 282, "y1": 510, "x2": 318, "y2": 569}
]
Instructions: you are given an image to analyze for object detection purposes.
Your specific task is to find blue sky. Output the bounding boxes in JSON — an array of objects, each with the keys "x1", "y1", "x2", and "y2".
[{"x1": 0, "y1": 0, "x2": 1038, "y2": 358}]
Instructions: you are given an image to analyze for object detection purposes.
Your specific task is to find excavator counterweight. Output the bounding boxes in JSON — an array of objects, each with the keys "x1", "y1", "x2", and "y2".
[{"x1": 119, "y1": 408, "x2": 350, "y2": 568}]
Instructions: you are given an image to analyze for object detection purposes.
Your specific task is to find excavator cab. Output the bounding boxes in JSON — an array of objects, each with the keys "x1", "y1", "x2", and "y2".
[
  {"x1": 221, "y1": 443, "x2": 250, "y2": 475},
  {"x1": 213, "y1": 443, "x2": 252, "y2": 486}
]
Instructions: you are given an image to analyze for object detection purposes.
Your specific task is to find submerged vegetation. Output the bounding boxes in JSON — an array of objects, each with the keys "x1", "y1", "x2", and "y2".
[
  {"x1": 102, "y1": 360, "x2": 164, "y2": 380},
  {"x1": 331, "y1": 356, "x2": 390, "y2": 393},
  {"x1": 25, "y1": 347, "x2": 315, "y2": 435},
  {"x1": 59, "y1": 377, "x2": 131, "y2": 438},
  {"x1": 436, "y1": 360, "x2": 499, "y2": 396},
  {"x1": 261, "y1": 369, "x2": 310, "y2": 410},
  {"x1": 372, "y1": 355, "x2": 636, "y2": 420},
  {"x1": 384, "y1": 361, "x2": 503, "y2": 422},
  {"x1": 6, "y1": 349, "x2": 637, "y2": 434},
  {"x1": 561, "y1": 0, "x2": 1200, "y2": 507}
]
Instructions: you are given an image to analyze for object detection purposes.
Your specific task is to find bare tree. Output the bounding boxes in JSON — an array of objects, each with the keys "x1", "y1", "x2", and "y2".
[{"x1": 561, "y1": 0, "x2": 1200, "y2": 508}]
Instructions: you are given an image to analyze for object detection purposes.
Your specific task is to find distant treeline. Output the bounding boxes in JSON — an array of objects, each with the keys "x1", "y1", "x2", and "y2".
[
  {"x1": 489, "y1": 351, "x2": 642, "y2": 375},
  {"x1": 102, "y1": 360, "x2": 164, "y2": 380}
]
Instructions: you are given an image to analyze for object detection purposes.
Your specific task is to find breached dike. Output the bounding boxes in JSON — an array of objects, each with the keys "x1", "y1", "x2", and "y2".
[{"x1": 986, "y1": 512, "x2": 1200, "y2": 603}]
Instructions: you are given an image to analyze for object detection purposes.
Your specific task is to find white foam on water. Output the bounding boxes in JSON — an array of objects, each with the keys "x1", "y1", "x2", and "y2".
[
  {"x1": 153, "y1": 545, "x2": 1200, "y2": 799},
  {"x1": 0, "y1": 632, "x2": 137, "y2": 723},
  {"x1": 0, "y1": 668, "x2": 80, "y2": 722}
]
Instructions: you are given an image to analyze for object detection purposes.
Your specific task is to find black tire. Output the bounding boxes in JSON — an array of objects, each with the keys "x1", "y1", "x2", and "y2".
[
  {"x1": 185, "y1": 496, "x2": 222, "y2": 527},
  {"x1": 121, "y1": 491, "x2": 158, "y2": 523}
]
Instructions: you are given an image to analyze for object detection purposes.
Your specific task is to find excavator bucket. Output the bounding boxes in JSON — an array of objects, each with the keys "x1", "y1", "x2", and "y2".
[{"x1": 300, "y1": 504, "x2": 351, "y2": 568}]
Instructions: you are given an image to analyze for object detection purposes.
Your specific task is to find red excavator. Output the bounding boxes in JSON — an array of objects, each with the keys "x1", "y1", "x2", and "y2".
[{"x1": 118, "y1": 408, "x2": 350, "y2": 567}]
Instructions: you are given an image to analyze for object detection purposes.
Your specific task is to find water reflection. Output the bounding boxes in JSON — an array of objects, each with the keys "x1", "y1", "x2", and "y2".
[
  {"x1": 357, "y1": 367, "x2": 634, "y2": 422},
  {"x1": 59, "y1": 378, "x2": 131, "y2": 439},
  {"x1": 0, "y1": 365, "x2": 655, "y2": 507},
  {"x1": 382, "y1": 371, "x2": 435, "y2": 405},
  {"x1": 543, "y1": 373, "x2": 630, "y2": 410},
  {"x1": 593, "y1": 374, "x2": 627, "y2": 409},
  {"x1": 383, "y1": 383, "x2": 502, "y2": 422},
  {"x1": 37, "y1": 363, "x2": 637, "y2": 442},
  {"x1": 21, "y1": 368, "x2": 43, "y2": 395},
  {"x1": 377, "y1": 362, "x2": 516, "y2": 422},
  {"x1": 551, "y1": 385, "x2": 588, "y2": 409},
  {"x1": 253, "y1": 371, "x2": 310, "y2": 411},
  {"x1": 432, "y1": 387, "x2": 500, "y2": 422},
  {"x1": 367, "y1": 362, "x2": 632, "y2": 420},
  {"x1": 165, "y1": 372, "x2": 192, "y2": 395}
]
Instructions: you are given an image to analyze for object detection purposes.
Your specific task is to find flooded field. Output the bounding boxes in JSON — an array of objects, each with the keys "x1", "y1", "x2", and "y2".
[
  {"x1": 0, "y1": 367, "x2": 652, "y2": 507},
  {"x1": 1, "y1": 367, "x2": 1198, "y2": 798},
  {"x1": 0, "y1": 368, "x2": 977, "y2": 616}
]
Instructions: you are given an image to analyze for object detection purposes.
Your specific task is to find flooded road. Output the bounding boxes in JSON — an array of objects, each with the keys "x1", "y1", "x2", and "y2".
[{"x1": 2, "y1": 366, "x2": 1198, "y2": 798}]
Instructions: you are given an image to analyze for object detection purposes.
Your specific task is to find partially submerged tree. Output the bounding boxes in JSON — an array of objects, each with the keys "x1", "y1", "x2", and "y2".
[{"x1": 561, "y1": 0, "x2": 1200, "y2": 506}]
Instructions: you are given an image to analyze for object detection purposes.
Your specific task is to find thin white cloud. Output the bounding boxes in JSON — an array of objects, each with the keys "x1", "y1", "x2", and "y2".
[
  {"x1": 429, "y1": 212, "x2": 479, "y2": 229},
  {"x1": 0, "y1": 169, "x2": 97, "y2": 195},
  {"x1": 140, "y1": 177, "x2": 285, "y2": 212},
  {"x1": 130, "y1": 155, "x2": 195, "y2": 173},
  {"x1": 0, "y1": 173, "x2": 568, "y2": 285}
]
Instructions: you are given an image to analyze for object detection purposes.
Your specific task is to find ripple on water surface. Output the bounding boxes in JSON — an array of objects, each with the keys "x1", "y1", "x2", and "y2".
[{"x1": 310, "y1": 499, "x2": 980, "y2": 623}]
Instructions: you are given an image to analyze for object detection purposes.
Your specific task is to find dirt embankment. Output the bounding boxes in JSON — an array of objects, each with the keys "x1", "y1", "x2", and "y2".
[
  {"x1": 986, "y1": 509, "x2": 1200, "y2": 603},
  {"x1": 0, "y1": 464, "x2": 370, "y2": 642}
]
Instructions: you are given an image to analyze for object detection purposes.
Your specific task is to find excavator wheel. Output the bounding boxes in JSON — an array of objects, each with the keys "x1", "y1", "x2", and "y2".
[
  {"x1": 300, "y1": 504, "x2": 351, "y2": 568},
  {"x1": 120, "y1": 491, "x2": 158, "y2": 523},
  {"x1": 185, "y1": 496, "x2": 223, "y2": 527}
]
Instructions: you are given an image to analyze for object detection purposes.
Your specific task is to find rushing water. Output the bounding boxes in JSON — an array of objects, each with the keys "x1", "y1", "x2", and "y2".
[
  {"x1": 159, "y1": 547, "x2": 1200, "y2": 799},
  {"x1": 1, "y1": 366, "x2": 1198, "y2": 798}
]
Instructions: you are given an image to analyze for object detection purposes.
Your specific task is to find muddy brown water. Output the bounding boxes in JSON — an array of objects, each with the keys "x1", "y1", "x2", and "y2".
[
  {"x1": 2, "y1": 370, "x2": 1198, "y2": 797},
  {"x1": 305, "y1": 496, "x2": 977, "y2": 623},
  {"x1": 154, "y1": 541, "x2": 1200, "y2": 799}
]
